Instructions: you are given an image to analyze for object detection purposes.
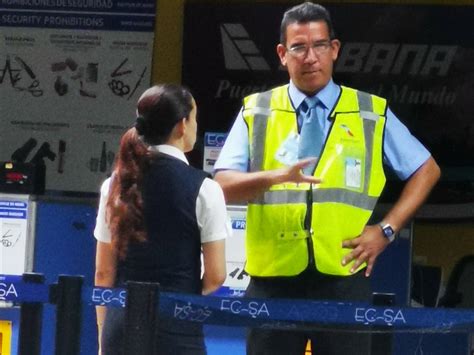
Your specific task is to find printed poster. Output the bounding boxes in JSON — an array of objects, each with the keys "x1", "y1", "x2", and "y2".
[
  {"x1": 0, "y1": 196, "x2": 31, "y2": 275},
  {"x1": 0, "y1": 1, "x2": 156, "y2": 193}
]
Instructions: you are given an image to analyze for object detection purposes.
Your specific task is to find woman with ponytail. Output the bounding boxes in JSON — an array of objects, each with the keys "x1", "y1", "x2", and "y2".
[{"x1": 94, "y1": 84, "x2": 230, "y2": 355}]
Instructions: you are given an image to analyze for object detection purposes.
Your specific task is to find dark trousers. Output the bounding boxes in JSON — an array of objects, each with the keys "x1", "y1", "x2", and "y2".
[
  {"x1": 246, "y1": 268, "x2": 372, "y2": 355},
  {"x1": 102, "y1": 306, "x2": 206, "y2": 355}
]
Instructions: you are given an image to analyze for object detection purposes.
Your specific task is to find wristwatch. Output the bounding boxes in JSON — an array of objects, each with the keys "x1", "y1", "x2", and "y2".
[{"x1": 378, "y1": 222, "x2": 395, "y2": 243}]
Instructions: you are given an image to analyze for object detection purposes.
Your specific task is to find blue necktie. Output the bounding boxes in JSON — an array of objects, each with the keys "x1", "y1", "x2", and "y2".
[{"x1": 298, "y1": 96, "x2": 324, "y2": 175}]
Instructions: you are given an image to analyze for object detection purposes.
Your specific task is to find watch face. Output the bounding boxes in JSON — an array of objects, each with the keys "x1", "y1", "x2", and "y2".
[{"x1": 383, "y1": 225, "x2": 394, "y2": 238}]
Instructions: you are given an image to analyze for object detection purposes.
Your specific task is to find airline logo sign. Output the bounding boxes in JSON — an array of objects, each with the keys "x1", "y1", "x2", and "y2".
[
  {"x1": 219, "y1": 23, "x2": 457, "y2": 80},
  {"x1": 220, "y1": 23, "x2": 270, "y2": 71},
  {"x1": 220, "y1": 25, "x2": 458, "y2": 78}
]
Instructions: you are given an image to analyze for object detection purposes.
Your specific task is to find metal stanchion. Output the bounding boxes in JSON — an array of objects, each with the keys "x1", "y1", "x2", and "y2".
[
  {"x1": 124, "y1": 281, "x2": 160, "y2": 354},
  {"x1": 371, "y1": 292, "x2": 395, "y2": 355},
  {"x1": 51, "y1": 275, "x2": 84, "y2": 355},
  {"x1": 19, "y1": 272, "x2": 45, "y2": 355}
]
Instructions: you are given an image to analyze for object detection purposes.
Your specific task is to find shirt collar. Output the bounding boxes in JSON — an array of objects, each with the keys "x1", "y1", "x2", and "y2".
[
  {"x1": 148, "y1": 144, "x2": 189, "y2": 165},
  {"x1": 289, "y1": 79, "x2": 340, "y2": 111}
]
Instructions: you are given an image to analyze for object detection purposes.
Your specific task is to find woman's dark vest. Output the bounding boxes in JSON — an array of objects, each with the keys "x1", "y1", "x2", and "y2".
[{"x1": 117, "y1": 154, "x2": 208, "y2": 294}]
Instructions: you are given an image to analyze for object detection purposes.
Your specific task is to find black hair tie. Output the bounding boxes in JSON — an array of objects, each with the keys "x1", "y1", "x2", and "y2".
[{"x1": 135, "y1": 115, "x2": 147, "y2": 135}]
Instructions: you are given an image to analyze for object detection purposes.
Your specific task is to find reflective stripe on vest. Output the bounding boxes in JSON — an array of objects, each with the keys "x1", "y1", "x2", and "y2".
[
  {"x1": 253, "y1": 188, "x2": 378, "y2": 211},
  {"x1": 250, "y1": 90, "x2": 272, "y2": 172},
  {"x1": 358, "y1": 90, "x2": 376, "y2": 196}
]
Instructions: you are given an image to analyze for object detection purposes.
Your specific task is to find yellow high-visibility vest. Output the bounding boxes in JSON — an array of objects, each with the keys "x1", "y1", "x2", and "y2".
[{"x1": 243, "y1": 85, "x2": 387, "y2": 276}]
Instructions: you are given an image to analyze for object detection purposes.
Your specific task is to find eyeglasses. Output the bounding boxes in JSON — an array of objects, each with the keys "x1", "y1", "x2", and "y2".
[{"x1": 286, "y1": 40, "x2": 332, "y2": 59}]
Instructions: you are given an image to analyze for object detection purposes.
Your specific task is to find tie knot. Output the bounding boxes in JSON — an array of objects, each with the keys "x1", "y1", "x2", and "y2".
[{"x1": 301, "y1": 96, "x2": 319, "y2": 113}]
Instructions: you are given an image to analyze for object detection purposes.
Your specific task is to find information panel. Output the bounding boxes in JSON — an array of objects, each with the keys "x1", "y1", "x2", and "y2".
[
  {"x1": 0, "y1": 1, "x2": 156, "y2": 193},
  {"x1": 0, "y1": 195, "x2": 34, "y2": 275}
]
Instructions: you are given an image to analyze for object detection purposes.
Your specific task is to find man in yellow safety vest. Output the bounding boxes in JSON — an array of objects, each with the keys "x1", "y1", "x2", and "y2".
[{"x1": 214, "y1": 2, "x2": 441, "y2": 354}]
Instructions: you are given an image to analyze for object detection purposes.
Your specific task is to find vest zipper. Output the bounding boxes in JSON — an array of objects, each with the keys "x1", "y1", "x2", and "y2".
[
  {"x1": 304, "y1": 115, "x2": 334, "y2": 269},
  {"x1": 305, "y1": 187, "x2": 315, "y2": 267}
]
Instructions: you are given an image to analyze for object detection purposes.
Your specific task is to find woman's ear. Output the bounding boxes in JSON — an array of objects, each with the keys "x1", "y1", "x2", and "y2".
[{"x1": 173, "y1": 117, "x2": 187, "y2": 138}]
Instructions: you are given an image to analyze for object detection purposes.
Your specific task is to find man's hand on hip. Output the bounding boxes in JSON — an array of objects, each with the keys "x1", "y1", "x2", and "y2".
[{"x1": 341, "y1": 224, "x2": 389, "y2": 277}]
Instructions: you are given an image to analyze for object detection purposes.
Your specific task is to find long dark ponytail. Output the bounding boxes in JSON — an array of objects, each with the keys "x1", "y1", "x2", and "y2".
[{"x1": 106, "y1": 128, "x2": 148, "y2": 259}]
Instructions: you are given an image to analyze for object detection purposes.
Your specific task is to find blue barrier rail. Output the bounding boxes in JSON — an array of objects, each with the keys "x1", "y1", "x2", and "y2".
[
  {"x1": 2, "y1": 274, "x2": 474, "y2": 334},
  {"x1": 1, "y1": 274, "x2": 49, "y2": 303}
]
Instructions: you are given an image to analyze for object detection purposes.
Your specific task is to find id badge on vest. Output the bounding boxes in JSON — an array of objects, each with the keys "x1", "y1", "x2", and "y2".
[{"x1": 345, "y1": 157, "x2": 361, "y2": 188}]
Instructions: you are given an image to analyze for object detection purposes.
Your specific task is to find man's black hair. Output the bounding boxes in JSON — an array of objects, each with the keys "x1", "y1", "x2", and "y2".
[{"x1": 280, "y1": 2, "x2": 336, "y2": 45}]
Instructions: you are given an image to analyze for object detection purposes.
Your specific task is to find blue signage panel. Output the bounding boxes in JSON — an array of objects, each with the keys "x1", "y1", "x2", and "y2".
[{"x1": 0, "y1": 200, "x2": 27, "y2": 219}]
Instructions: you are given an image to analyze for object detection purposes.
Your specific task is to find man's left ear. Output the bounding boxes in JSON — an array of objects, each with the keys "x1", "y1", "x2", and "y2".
[{"x1": 331, "y1": 39, "x2": 341, "y2": 61}]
